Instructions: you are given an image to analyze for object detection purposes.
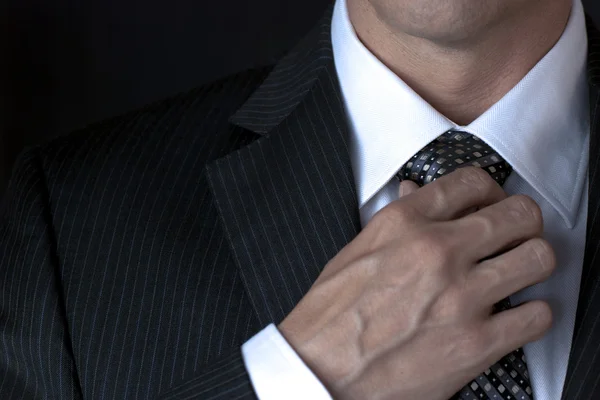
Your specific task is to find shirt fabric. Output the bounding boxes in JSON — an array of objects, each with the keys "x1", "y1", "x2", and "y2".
[{"x1": 241, "y1": 0, "x2": 591, "y2": 398}]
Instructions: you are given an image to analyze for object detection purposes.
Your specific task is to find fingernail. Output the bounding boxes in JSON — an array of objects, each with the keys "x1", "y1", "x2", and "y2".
[{"x1": 399, "y1": 181, "x2": 404, "y2": 197}]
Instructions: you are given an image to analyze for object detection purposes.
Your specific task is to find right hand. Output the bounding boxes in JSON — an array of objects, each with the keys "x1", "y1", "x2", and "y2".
[{"x1": 278, "y1": 167, "x2": 555, "y2": 400}]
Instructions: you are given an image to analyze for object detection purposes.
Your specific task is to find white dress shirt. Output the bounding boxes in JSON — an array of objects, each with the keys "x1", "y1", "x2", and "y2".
[{"x1": 241, "y1": 0, "x2": 591, "y2": 398}]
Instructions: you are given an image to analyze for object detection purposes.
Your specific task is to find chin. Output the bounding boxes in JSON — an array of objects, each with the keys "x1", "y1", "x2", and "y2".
[{"x1": 368, "y1": 0, "x2": 510, "y2": 44}]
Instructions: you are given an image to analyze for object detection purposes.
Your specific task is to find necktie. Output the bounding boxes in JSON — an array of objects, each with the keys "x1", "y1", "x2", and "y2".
[{"x1": 398, "y1": 130, "x2": 533, "y2": 400}]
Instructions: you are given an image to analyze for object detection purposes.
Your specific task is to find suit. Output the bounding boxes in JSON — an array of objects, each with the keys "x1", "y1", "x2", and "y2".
[{"x1": 2, "y1": 6, "x2": 600, "y2": 399}]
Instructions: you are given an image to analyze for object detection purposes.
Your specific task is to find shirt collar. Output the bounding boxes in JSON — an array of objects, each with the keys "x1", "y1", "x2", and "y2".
[{"x1": 331, "y1": 0, "x2": 590, "y2": 228}]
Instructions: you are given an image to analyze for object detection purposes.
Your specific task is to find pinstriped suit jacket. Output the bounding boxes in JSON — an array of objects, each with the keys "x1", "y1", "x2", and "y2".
[{"x1": 3, "y1": 7, "x2": 600, "y2": 400}]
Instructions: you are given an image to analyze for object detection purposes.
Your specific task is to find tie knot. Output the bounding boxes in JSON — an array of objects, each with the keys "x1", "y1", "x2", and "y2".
[{"x1": 397, "y1": 130, "x2": 512, "y2": 186}]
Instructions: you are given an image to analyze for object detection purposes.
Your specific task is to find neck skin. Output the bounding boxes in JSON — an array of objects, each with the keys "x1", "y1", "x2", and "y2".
[{"x1": 346, "y1": 0, "x2": 573, "y2": 125}]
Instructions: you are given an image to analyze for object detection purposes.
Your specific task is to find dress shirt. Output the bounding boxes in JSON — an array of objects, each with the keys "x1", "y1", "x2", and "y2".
[{"x1": 241, "y1": 0, "x2": 590, "y2": 398}]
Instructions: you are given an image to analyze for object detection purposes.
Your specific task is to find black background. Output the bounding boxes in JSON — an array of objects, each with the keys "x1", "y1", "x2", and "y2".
[{"x1": 0, "y1": 0, "x2": 598, "y2": 194}]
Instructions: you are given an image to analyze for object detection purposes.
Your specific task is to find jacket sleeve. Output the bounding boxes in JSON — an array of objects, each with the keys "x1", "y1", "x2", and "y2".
[{"x1": 0, "y1": 149, "x2": 83, "y2": 399}]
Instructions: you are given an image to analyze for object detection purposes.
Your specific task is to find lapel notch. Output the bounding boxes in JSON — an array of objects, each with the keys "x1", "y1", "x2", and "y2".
[{"x1": 206, "y1": 6, "x2": 361, "y2": 326}]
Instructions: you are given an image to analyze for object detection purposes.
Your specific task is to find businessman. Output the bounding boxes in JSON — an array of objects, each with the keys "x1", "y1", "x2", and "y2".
[{"x1": 1, "y1": 0, "x2": 599, "y2": 398}]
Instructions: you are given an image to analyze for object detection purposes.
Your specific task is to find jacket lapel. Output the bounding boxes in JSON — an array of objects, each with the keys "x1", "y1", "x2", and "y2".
[
  {"x1": 560, "y1": 16, "x2": 600, "y2": 400},
  {"x1": 206, "y1": 7, "x2": 361, "y2": 327},
  {"x1": 208, "y1": 7, "x2": 600, "y2": 398}
]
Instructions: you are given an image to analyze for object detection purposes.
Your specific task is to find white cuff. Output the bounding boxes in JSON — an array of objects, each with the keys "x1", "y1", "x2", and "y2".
[{"x1": 241, "y1": 323, "x2": 332, "y2": 400}]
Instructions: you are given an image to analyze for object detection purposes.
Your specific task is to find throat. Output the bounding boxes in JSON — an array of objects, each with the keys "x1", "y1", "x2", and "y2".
[{"x1": 347, "y1": 0, "x2": 573, "y2": 125}]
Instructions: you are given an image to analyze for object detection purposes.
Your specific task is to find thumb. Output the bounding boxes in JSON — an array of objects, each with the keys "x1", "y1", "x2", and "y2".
[{"x1": 399, "y1": 180, "x2": 419, "y2": 198}]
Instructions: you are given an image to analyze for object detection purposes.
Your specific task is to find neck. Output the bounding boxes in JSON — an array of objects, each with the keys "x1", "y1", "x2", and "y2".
[{"x1": 347, "y1": 0, "x2": 573, "y2": 125}]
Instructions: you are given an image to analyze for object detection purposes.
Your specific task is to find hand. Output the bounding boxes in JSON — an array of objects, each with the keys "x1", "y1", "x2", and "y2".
[{"x1": 278, "y1": 167, "x2": 555, "y2": 400}]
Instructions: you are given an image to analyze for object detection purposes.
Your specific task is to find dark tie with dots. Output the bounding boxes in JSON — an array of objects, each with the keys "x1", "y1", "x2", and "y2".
[{"x1": 398, "y1": 130, "x2": 533, "y2": 400}]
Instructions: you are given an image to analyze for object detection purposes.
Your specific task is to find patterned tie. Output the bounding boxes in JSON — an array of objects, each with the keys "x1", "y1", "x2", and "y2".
[{"x1": 397, "y1": 130, "x2": 534, "y2": 400}]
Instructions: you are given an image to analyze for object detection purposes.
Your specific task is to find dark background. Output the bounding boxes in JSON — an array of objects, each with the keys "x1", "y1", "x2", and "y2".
[{"x1": 1, "y1": 0, "x2": 599, "y2": 195}]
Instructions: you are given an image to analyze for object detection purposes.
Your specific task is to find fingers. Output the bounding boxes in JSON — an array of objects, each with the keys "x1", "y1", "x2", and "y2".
[
  {"x1": 399, "y1": 167, "x2": 507, "y2": 221},
  {"x1": 399, "y1": 180, "x2": 419, "y2": 198},
  {"x1": 484, "y1": 300, "x2": 552, "y2": 366},
  {"x1": 454, "y1": 194, "x2": 544, "y2": 261},
  {"x1": 468, "y1": 238, "x2": 556, "y2": 308}
]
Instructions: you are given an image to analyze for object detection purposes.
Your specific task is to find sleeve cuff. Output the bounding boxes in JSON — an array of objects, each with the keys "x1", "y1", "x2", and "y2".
[{"x1": 241, "y1": 323, "x2": 332, "y2": 400}]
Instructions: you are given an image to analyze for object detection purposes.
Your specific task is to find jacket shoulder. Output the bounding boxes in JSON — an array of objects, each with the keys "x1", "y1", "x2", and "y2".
[{"x1": 33, "y1": 66, "x2": 271, "y2": 187}]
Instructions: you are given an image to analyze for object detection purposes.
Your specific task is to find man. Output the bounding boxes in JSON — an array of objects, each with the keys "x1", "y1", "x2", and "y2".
[{"x1": 1, "y1": 0, "x2": 598, "y2": 397}]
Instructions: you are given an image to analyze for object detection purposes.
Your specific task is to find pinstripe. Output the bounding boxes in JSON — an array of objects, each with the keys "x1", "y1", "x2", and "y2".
[
  {"x1": 46, "y1": 302, "x2": 58, "y2": 397},
  {"x1": 579, "y1": 95, "x2": 600, "y2": 289},
  {"x1": 200, "y1": 379, "x2": 249, "y2": 400},
  {"x1": 321, "y1": 72, "x2": 354, "y2": 177},
  {"x1": 574, "y1": 257, "x2": 600, "y2": 399},
  {"x1": 303, "y1": 79, "x2": 355, "y2": 236},
  {"x1": 181, "y1": 212, "x2": 220, "y2": 376},
  {"x1": 180, "y1": 369, "x2": 247, "y2": 398},
  {"x1": 0, "y1": 176, "x2": 36, "y2": 387},
  {"x1": 156, "y1": 174, "x2": 208, "y2": 391},
  {"x1": 0, "y1": 192, "x2": 41, "y2": 393},
  {"x1": 116, "y1": 96, "x2": 200, "y2": 395},
  {"x1": 562, "y1": 89, "x2": 600, "y2": 400},
  {"x1": 95, "y1": 96, "x2": 209, "y2": 400},
  {"x1": 61, "y1": 120, "x2": 133, "y2": 292},
  {"x1": 96, "y1": 132, "x2": 173, "y2": 399},
  {"x1": 191, "y1": 228, "x2": 226, "y2": 371},
  {"x1": 234, "y1": 149, "x2": 298, "y2": 305},
  {"x1": 93, "y1": 135, "x2": 166, "y2": 397},
  {"x1": 208, "y1": 159, "x2": 278, "y2": 320},
  {"x1": 217, "y1": 270, "x2": 238, "y2": 356},
  {"x1": 166, "y1": 185, "x2": 213, "y2": 382},
  {"x1": 31, "y1": 252, "x2": 50, "y2": 396},
  {"x1": 243, "y1": 302, "x2": 254, "y2": 340},
  {"x1": 81, "y1": 131, "x2": 148, "y2": 394},
  {"x1": 250, "y1": 144, "x2": 315, "y2": 283},
  {"x1": 160, "y1": 352, "x2": 249, "y2": 400},
  {"x1": 1, "y1": 7, "x2": 600, "y2": 400},
  {"x1": 193, "y1": 234, "x2": 226, "y2": 368},
  {"x1": 171, "y1": 352, "x2": 241, "y2": 390},
  {"x1": 229, "y1": 289, "x2": 245, "y2": 349},
  {"x1": 290, "y1": 109, "x2": 343, "y2": 248},
  {"x1": 133, "y1": 98, "x2": 215, "y2": 400},
  {"x1": 275, "y1": 118, "x2": 331, "y2": 263},
  {"x1": 16, "y1": 209, "x2": 48, "y2": 396},
  {"x1": 0, "y1": 162, "x2": 38, "y2": 292},
  {"x1": 0, "y1": 176, "x2": 37, "y2": 320},
  {"x1": 158, "y1": 79, "x2": 259, "y2": 390},
  {"x1": 260, "y1": 139, "x2": 322, "y2": 277},
  {"x1": 202, "y1": 250, "x2": 229, "y2": 365},
  {"x1": 569, "y1": 93, "x2": 600, "y2": 326},
  {"x1": 87, "y1": 134, "x2": 158, "y2": 399}
]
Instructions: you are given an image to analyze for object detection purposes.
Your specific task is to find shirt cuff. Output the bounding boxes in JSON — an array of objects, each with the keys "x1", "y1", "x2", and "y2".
[{"x1": 241, "y1": 323, "x2": 332, "y2": 400}]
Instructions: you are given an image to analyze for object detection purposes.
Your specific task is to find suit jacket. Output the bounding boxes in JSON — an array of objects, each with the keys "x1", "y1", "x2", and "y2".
[{"x1": 2, "y1": 7, "x2": 600, "y2": 400}]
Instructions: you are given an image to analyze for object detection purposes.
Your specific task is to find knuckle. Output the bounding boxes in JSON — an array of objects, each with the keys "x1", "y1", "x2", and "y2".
[
  {"x1": 476, "y1": 262, "x2": 503, "y2": 291},
  {"x1": 373, "y1": 203, "x2": 414, "y2": 227},
  {"x1": 521, "y1": 301, "x2": 553, "y2": 338},
  {"x1": 526, "y1": 238, "x2": 556, "y2": 278},
  {"x1": 470, "y1": 213, "x2": 496, "y2": 239},
  {"x1": 530, "y1": 302, "x2": 553, "y2": 332},
  {"x1": 510, "y1": 194, "x2": 543, "y2": 230},
  {"x1": 429, "y1": 188, "x2": 451, "y2": 214},
  {"x1": 456, "y1": 166, "x2": 495, "y2": 192}
]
